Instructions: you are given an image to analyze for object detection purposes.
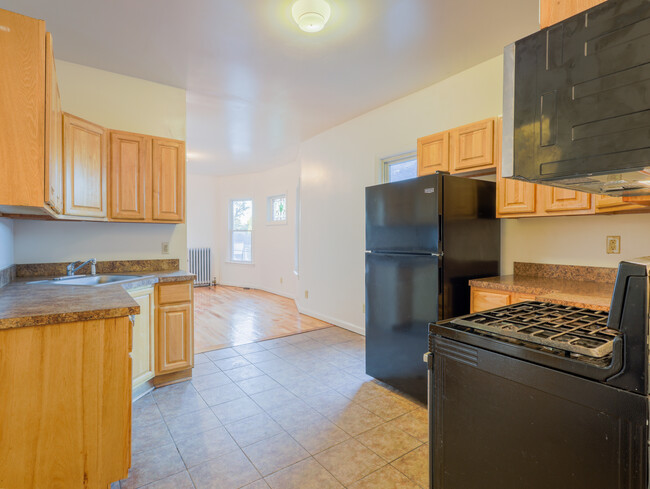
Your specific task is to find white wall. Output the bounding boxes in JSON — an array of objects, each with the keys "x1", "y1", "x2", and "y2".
[
  {"x1": 297, "y1": 56, "x2": 505, "y2": 334},
  {"x1": 13, "y1": 61, "x2": 188, "y2": 268},
  {"x1": 0, "y1": 218, "x2": 14, "y2": 269},
  {"x1": 187, "y1": 163, "x2": 299, "y2": 298}
]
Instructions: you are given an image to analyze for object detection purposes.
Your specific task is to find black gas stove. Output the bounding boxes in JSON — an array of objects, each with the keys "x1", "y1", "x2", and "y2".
[{"x1": 426, "y1": 259, "x2": 650, "y2": 489}]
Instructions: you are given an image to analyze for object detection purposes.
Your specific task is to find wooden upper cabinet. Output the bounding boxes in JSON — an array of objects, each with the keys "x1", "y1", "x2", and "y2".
[
  {"x1": 496, "y1": 118, "x2": 537, "y2": 216},
  {"x1": 540, "y1": 185, "x2": 593, "y2": 214},
  {"x1": 417, "y1": 131, "x2": 449, "y2": 176},
  {"x1": 45, "y1": 33, "x2": 63, "y2": 215},
  {"x1": 450, "y1": 118, "x2": 496, "y2": 173},
  {"x1": 540, "y1": 0, "x2": 607, "y2": 28},
  {"x1": 109, "y1": 131, "x2": 151, "y2": 220},
  {"x1": 152, "y1": 138, "x2": 185, "y2": 222},
  {"x1": 0, "y1": 9, "x2": 45, "y2": 208},
  {"x1": 63, "y1": 113, "x2": 107, "y2": 218}
]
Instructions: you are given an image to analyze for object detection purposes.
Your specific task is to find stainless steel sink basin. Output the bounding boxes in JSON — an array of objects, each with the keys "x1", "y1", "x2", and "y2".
[{"x1": 29, "y1": 274, "x2": 146, "y2": 286}]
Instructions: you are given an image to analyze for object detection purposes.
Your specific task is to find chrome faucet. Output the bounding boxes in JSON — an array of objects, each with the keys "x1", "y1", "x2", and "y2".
[{"x1": 66, "y1": 258, "x2": 97, "y2": 276}]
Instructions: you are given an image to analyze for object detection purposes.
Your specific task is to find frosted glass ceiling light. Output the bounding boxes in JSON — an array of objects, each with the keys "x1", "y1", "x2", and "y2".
[{"x1": 292, "y1": 0, "x2": 331, "y2": 33}]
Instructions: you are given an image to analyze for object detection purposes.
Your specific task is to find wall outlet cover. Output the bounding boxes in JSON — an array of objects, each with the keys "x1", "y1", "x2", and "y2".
[
  {"x1": 606, "y1": 235, "x2": 620, "y2": 254},
  {"x1": 161, "y1": 242, "x2": 170, "y2": 254}
]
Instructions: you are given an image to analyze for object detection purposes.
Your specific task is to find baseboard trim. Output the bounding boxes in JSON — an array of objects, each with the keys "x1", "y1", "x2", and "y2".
[
  {"x1": 297, "y1": 306, "x2": 365, "y2": 336},
  {"x1": 214, "y1": 282, "x2": 296, "y2": 301}
]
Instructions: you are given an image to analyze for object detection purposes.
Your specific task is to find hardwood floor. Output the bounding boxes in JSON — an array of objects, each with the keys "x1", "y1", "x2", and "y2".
[{"x1": 194, "y1": 285, "x2": 333, "y2": 353}]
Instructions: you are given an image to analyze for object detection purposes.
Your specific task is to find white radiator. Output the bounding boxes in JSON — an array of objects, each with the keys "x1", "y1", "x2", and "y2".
[{"x1": 188, "y1": 248, "x2": 211, "y2": 286}]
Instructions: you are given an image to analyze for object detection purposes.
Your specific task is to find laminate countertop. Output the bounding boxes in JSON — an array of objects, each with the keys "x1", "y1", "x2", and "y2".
[
  {"x1": 469, "y1": 262, "x2": 617, "y2": 312},
  {"x1": 0, "y1": 270, "x2": 195, "y2": 330}
]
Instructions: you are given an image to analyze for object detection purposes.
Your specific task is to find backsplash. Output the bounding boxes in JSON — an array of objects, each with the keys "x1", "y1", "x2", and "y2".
[
  {"x1": 16, "y1": 259, "x2": 180, "y2": 278},
  {"x1": 513, "y1": 262, "x2": 617, "y2": 283},
  {"x1": 0, "y1": 265, "x2": 16, "y2": 288}
]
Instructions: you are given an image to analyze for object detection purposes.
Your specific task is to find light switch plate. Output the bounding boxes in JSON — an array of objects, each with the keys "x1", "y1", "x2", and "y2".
[{"x1": 161, "y1": 242, "x2": 170, "y2": 254}]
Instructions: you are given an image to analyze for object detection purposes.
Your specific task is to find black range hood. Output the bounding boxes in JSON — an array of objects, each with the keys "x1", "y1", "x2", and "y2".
[{"x1": 503, "y1": 0, "x2": 650, "y2": 196}]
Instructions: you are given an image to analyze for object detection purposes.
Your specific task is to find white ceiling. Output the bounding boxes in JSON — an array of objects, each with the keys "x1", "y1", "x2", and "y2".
[{"x1": 1, "y1": 0, "x2": 539, "y2": 175}]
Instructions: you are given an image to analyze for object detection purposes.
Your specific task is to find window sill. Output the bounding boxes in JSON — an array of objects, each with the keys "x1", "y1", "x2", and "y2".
[{"x1": 225, "y1": 260, "x2": 255, "y2": 266}]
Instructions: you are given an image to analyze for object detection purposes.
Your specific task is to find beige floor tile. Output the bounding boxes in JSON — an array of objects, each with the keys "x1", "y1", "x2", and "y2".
[
  {"x1": 286, "y1": 417, "x2": 350, "y2": 454},
  {"x1": 243, "y1": 432, "x2": 310, "y2": 476},
  {"x1": 243, "y1": 350, "x2": 283, "y2": 364},
  {"x1": 211, "y1": 397, "x2": 263, "y2": 425},
  {"x1": 303, "y1": 389, "x2": 355, "y2": 417},
  {"x1": 152, "y1": 382, "x2": 209, "y2": 419},
  {"x1": 391, "y1": 444, "x2": 428, "y2": 488},
  {"x1": 266, "y1": 401, "x2": 325, "y2": 430},
  {"x1": 175, "y1": 426, "x2": 240, "y2": 468},
  {"x1": 193, "y1": 353, "x2": 212, "y2": 365},
  {"x1": 266, "y1": 366, "x2": 310, "y2": 384},
  {"x1": 234, "y1": 342, "x2": 267, "y2": 355},
  {"x1": 224, "y1": 364, "x2": 265, "y2": 382},
  {"x1": 241, "y1": 480, "x2": 270, "y2": 489},
  {"x1": 388, "y1": 410, "x2": 428, "y2": 443},
  {"x1": 205, "y1": 347, "x2": 240, "y2": 362},
  {"x1": 120, "y1": 443, "x2": 185, "y2": 489},
  {"x1": 190, "y1": 372, "x2": 233, "y2": 392},
  {"x1": 266, "y1": 344, "x2": 302, "y2": 357},
  {"x1": 265, "y1": 457, "x2": 343, "y2": 489},
  {"x1": 348, "y1": 465, "x2": 421, "y2": 489},
  {"x1": 314, "y1": 438, "x2": 386, "y2": 485},
  {"x1": 254, "y1": 358, "x2": 296, "y2": 375},
  {"x1": 132, "y1": 395, "x2": 164, "y2": 430},
  {"x1": 198, "y1": 382, "x2": 247, "y2": 406},
  {"x1": 284, "y1": 376, "x2": 331, "y2": 398},
  {"x1": 359, "y1": 392, "x2": 417, "y2": 420},
  {"x1": 189, "y1": 448, "x2": 261, "y2": 489},
  {"x1": 356, "y1": 423, "x2": 422, "y2": 462},
  {"x1": 192, "y1": 361, "x2": 220, "y2": 378},
  {"x1": 250, "y1": 386, "x2": 299, "y2": 411},
  {"x1": 236, "y1": 375, "x2": 281, "y2": 395},
  {"x1": 225, "y1": 412, "x2": 284, "y2": 447},
  {"x1": 132, "y1": 419, "x2": 173, "y2": 454},
  {"x1": 140, "y1": 470, "x2": 195, "y2": 488},
  {"x1": 165, "y1": 408, "x2": 222, "y2": 443},
  {"x1": 326, "y1": 403, "x2": 384, "y2": 436},
  {"x1": 335, "y1": 380, "x2": 389, "y2": 403},
  {"x1": 214, "y1": 355, "x2": 251, "y2": 371}
]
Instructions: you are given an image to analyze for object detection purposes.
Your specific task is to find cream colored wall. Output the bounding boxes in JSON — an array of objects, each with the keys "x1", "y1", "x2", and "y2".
[
  {"x1": 12, "y1": 61, "x2": 188, "y2": 268},
  {"x1": 0, "y1": 218, "x2": 13, "y2": 269},
  {"x1": 297, "y1": 56, "x2": 504, "y2": 334},
  {"x1": 187, "y1": 163, "x2": 299, "y2": 299}
]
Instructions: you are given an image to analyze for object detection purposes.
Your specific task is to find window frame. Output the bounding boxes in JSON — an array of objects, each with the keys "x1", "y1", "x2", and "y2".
[
  {"x1": 266, "y1": 194, "x2": 287, "y2": 225},
  {"x1": 381, "y1": 151, "x2": 418, "y2": 183},
  {"x1": 229, "y1": 198, "x2": 254, "y2": 264}
]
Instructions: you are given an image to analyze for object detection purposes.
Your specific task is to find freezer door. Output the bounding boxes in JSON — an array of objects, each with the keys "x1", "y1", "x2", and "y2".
[
  {"x1": 366, "y1": 174, "x2": 440, "y2": 253},
  {"x1": 365, "y1": 252, "x2": 439, "y2": 403}
]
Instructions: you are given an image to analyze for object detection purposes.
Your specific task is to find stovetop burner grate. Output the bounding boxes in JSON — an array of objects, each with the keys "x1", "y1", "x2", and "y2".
[{"x1": 450, "y1": 301, "x2": 619, "y2": 358}]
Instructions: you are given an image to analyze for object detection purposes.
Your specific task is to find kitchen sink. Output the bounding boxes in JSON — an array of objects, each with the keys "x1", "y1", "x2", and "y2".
[{"x1": 29, "y1": 274, "x2": 147, "y2": 287}]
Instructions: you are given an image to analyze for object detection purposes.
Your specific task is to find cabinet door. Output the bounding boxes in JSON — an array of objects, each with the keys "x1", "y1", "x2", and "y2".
[
  {"x1": 540, "y1": 0, "x2": 606, "y2": 28},
  {"x1": 470, "y1": 288, "x2": 511, "y2": 313},
  {"x1": 156, "y1": 303, "x2": 193, "y2": 374},
  {"x1": 44, "y1": 33, "x2": 63, "y2": 215},
  {"x1": 152, "y1": 138, "x2": 185, "y2": 222},
  {"x1": 417, "y1": 131, "x2": 449, "y2": 176},
  {"x1": 541, "y1": 185, "x2": 592, "y2": 214},
  {"x1": 0, "y1": 9, "x2": 45, "y2": 208},
  {"x1": 109, "y1": 131, "x2": 150, "y2": 220},
  {"x1": 131, "y1": 288, "x2": 155, "y2": 388},
  {"x1": 63, "y1": 113, "x2": 107, "y2": 218},
  {"x1": 451, "y1": 118, "x2": 495, "y2": 173},
  {"x1": 512, "y1": 293, "x2": 536, "y2": 304}
]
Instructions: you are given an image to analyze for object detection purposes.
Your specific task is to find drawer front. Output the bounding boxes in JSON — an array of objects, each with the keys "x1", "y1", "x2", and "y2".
[
  {"x1": 471, "y1": 288, "x2": 511, "y2": 313},
  {"x1": 158, "y1": 282, "x2": 192, "y2": 305}
]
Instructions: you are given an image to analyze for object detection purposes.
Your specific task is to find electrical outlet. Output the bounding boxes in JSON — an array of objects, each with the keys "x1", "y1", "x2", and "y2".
[
  {"x1": 606, "y1": 235, "x2": 620, "y2": 254},
  {"x1": 280, "y1": 277, "x2": 283, "y2": 284},
  {"x1": 161, "y1": 242, "x2": 170, "y2": 254},
  {"x1": 304, "y1": 290, "x2": 309, "y2": 299}
]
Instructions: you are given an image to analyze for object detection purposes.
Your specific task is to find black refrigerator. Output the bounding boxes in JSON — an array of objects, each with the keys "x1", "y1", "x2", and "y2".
[{"x1": 365, "y1": 173, "x2": 500, "y2": 403}]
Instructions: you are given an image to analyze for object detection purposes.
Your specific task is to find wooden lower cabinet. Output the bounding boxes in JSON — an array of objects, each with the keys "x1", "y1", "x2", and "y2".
[
  {"x1": 0, "y1": 317, "x2": 132, "y2": 488},
  {"x1": 131, "y1": 287, "x2": 155, "y2": 389},
  {"x1": 155, "y1": 281, "x2": 194, "y2": 375},
  {"x1": 470, "y1": 287, "x2": 536, "y2": 313}
]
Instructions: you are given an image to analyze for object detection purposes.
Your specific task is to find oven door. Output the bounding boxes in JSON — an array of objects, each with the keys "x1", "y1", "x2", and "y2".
[{"x1": 429, "y1": 335, "x2": 648, "y2": 489}]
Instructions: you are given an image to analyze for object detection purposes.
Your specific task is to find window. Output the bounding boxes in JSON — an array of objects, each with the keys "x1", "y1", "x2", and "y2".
[
  {"x1": 382, "y1": 152, "x2": 417, "y2": 183},
  {"x1": 230, "y1": 199, "x2": 253, "y2": 263},
  {"x1": 267, "y1": 195, "x2": 287, "y2": 224}
]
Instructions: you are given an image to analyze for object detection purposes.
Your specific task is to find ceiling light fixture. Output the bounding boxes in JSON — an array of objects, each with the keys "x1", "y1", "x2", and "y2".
[{"x1": 292, "y1": 0, "x2": 331, "y2": 33}]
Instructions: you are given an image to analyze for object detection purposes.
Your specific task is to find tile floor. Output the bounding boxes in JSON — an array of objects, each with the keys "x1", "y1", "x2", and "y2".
[{"x1": 115, "y1": 326, "x2": 428, "y2": 489}]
